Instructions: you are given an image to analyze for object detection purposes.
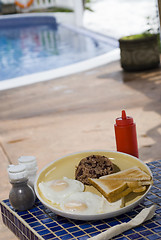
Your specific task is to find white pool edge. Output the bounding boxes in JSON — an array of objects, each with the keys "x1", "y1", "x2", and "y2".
[{"x1": 0, "y1": 48, "x2": 120, "y2": 91}]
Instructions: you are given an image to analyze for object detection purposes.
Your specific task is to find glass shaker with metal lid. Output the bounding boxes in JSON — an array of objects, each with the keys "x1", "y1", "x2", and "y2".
[{"x1": 8, "y1": 164, "x2": 35, "y2": 211}]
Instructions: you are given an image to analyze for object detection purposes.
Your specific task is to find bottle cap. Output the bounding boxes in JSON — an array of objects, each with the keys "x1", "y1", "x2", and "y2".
[
  {"x1": 18, "y1": 156, "x2": 37, "y2": 170},
  {"x1": 8, "y1": 164, "x2": 28, "y2": 181},
  {"x1": 116, "y1": 110, "x2": 133, "y2": 126}
]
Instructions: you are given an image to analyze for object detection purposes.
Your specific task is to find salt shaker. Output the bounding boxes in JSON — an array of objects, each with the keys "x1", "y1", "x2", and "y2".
[
  {"x1": 18, "y1": 156, "x2": 37, "y2": 190},
  {"x1": 8, "y1": 164, "x2": 35, "y2": 211},
  {"x1": 114, "y1": 110, "x2": 139, "y2": 158}
]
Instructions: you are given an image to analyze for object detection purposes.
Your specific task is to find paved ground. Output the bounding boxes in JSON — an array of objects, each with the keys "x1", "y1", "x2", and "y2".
[{"x1": 1, "y1": 59, "x2": 161, "y2": 239}]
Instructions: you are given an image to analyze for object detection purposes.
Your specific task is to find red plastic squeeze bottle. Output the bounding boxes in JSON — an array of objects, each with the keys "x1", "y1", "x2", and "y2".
[{"x1": 114, "y1": 110, "x2": 139, "y2": 158}]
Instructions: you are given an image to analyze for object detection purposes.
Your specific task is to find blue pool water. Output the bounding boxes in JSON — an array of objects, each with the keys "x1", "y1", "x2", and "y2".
[{"x1": 0, "y1": 16, "x2": 117, "y2": 81}]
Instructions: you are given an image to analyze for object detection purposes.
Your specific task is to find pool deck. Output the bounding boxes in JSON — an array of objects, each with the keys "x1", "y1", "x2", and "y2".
[{"x1": 1, "y1": 59, "x2": 161, "y2": 239}]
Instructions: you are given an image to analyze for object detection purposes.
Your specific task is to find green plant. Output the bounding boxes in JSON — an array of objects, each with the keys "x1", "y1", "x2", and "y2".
[
  {"x1": 121, "y1": 33, "x2": 155, "y2": 41},
  {"x1": 30, "y1": 7, "x2": 73, "y2": 13},
  {"x1": 83, "y1": 0, "x2": 93, "y2": 12}
]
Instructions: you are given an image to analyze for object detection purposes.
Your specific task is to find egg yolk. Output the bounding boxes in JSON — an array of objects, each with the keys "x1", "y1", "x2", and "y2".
[
  {"x1": 51, "y1": 180, "x2": 69, "y2": 192},
  {"x1": 64, "y1": 201, "x2": 87, "y2": 212}
]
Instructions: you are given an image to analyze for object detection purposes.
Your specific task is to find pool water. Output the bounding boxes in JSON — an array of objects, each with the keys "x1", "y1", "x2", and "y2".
[{"x1": 0, "y1": 16, "x2": 117, "y2": 81}]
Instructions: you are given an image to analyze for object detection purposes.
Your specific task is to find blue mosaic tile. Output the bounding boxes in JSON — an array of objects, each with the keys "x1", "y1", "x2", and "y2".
[
  {"x1": 71, "y1": 230, "x2": 86, "y2": 237},
  {"x1": 33, "y1": 225, "x2": 46, "y2": 231},
  {"x1": 41, "y1": 218, "x2": 54, "y2": 224},
  {"x1": 37, "y1": 229, "x2": 51, "y2": 236},
  {"x1": 60, "y1": 222, "x2": 75, "y2": 228},
  {"x1": 25, "y1": 217, "x2": 37, "y2": 223},
  {"x1": 90, "y1": 220, "x2": 101, "y2": 225},
  {"x1": 134, "y1": 225, "x2": 146, "y2": 231},
  {"x1": 67, "y1": 226, "x2": 80, "y2": 233},
  {"x1": 157, "y1": 183, "x2": 161, "y2": 188},
  {"x1": 36, "y1": 214, "x2": 48, "y2": 220},
  {"x1": 72, "y1": 220, "x2": 86, "y2": 225},
  {"x1": 31, "y1": 210, "x2": 44, "y2": 216},
  {"x1": 144, "y1": 222, "x2": 158, "y2": 228},
  {"x1": 147, "y1": 234, "x2": 161, "y2": 240},
  {"x1": 56, "y1": 229, "x2": 69, "y2": 236},
  {"x1": 29, "y1": 207, "x2": 40, "y2": 213},
  {"x1": 143, "y1": 201, "x2": 154, "y2": 206},
  {"x1": 46, "y1": 221, "x2": 58, "y2": 228},
  {"x1": 50, "y1": 225, "x2": 63, "y2": 232},
  {"x1": 89, "y1": 232, "x2": 98, "y2": 237},
  {"x1": 118, "y1": 216, "x2": 131, "y2": 223},
  {"x1": 150, "y1": 187, "x2": 159, "y2": 194},
  {"x1": 156, "y1": 208, "x2": 161, "y2": 214},
  {"x1": 29, "y1": 221, "x2": 41, "y2": 227},
  {"x1": 146, "y1": 194, "x2": 158, "y2": 200},
  {"x1": 59, "y1": 233, "x2": 74, "y2": 240},
  {"x1": 156, "y1": 219, "x2": 161, "y2": 225},
  {"x1": 95, "y1": 223, "x2": 108, "y2": 230},
  {"x1": 80, "y1": 223, "x2": 92, "y2": 229},
  {"x1": 85, "y1": 227, "x2": 97, "y2": 234},
  {"x1": 22, "y1": 214, "x2": 33, "y2": 220},
  {"x1": 153, "y1": 226, "x2": 161, "y2": 233},
  {"x1": 42, "y1": 233, "x2": 57, "y2": 240},
  {"x1": 141, "y1": 230, "x2": 153, "y2": 236},
  {"x1": 18, "y1": 211, "x2": 29, "y2": 216},
  {"x1": 107, "y1": 219, "x2": 120, "y2": 227},
  {"x1": 3, "y1": 199, "x2": 9, "y2": 204},
  {"x1": 128, "y1": 233, "x2": 142, "y2": 239},
  {"x1": 58, "y1": 218, "x2": 70, "y2": 224}
]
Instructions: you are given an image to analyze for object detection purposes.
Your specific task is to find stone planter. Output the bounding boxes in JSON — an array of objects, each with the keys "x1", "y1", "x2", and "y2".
[{"x1": 119, "y1": 34, "x2": 160, "y2": 71}]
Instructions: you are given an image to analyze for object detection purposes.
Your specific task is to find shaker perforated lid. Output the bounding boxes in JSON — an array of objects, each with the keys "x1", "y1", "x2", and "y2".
[
  {"x1": 116, "y1": 110, "x2": 133, "y2": 126},
  {"x1": 18, "y1": 156, "x2": 37, "y2": 170},
  {"x1": 8, "y1": 164, "x2": 28, "y2": 180}
]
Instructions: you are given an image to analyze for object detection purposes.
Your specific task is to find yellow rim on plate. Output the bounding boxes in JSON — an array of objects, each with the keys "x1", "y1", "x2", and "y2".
[{"x1": 35, "y1": 150, "x2": 152, "y2": 220}]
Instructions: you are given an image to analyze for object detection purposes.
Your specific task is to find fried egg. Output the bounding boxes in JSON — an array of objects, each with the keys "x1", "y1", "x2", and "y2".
[
  {"x1": 60, "y1": 192, "x2": 123, "y2": 215},
  {"x1": 38, "y1": 177, "x2": 84, "y2": 204},
  {"x1": 60, "y1": 192, "x2": 103, "y2": 215}
]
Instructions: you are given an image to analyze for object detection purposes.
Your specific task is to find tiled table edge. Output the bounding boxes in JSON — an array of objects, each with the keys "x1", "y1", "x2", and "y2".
[
  {"x1": 1, "y1": 200, "x2": 44, "y2": 240},
  {"x1": 1, "y1": 160, "x2": 161, "y2": 240}
]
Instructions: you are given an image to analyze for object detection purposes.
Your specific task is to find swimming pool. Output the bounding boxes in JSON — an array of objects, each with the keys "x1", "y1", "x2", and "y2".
[{"x1": 0, "y1": 13, "x2": 119, "y2": 90}]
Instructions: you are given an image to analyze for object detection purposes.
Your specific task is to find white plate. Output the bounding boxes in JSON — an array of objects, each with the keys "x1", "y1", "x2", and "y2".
[{"x1": 35, "y1": 150, "x2": 152, "y2": 220}]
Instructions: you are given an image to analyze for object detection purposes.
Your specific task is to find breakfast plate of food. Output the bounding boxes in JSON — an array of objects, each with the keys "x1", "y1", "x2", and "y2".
[{"x1": 35, "y1": 150, "x2": 153, "y2": 220}]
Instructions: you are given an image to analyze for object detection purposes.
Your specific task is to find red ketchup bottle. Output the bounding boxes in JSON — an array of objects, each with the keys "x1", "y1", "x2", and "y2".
[{"x1": 114, "y1": 110, "x2": 139, "y2": 158}]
